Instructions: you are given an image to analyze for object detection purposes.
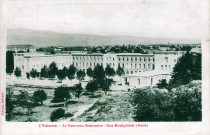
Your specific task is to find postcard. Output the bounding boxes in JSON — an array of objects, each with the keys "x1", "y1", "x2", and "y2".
[{"x1": 0, "y1": 0, "x2": 209, "y2": 135}]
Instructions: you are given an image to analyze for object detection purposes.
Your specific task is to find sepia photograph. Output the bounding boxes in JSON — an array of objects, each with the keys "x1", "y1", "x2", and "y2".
[{"x1": 3, "y1": 0, "x2": 205, "y2": 124}]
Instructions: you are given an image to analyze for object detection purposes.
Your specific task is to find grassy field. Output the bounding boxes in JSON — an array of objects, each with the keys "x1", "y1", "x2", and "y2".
[{"x1": 6, "y1": 85, "x2": 134, "y2": 122}]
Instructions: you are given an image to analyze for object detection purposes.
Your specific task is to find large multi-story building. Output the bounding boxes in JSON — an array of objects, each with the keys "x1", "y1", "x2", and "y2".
[
  {"x1": 13, "y1": 51, "x2": 185, "y2": 88},
  {"x1": 116, "y1": 53, "x2": 155, "y2": 74},
  {"x1": 14, "y1": 53, "x2": 72, "y2": 74},
  {"x1": 123, "y1": 51, "x2": 185, "y2": 88},
  {"x1": 72, "y1": 53, "x2": 104, "y2": 72}
]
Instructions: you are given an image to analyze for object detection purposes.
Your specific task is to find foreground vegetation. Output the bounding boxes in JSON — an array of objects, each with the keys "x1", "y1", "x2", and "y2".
[
  {"x1": 131, "y1": 81, "x2": 201, "y2": 121},
  {"x1": 6, "y1": 85, "x2": 133, "y2": 122}
]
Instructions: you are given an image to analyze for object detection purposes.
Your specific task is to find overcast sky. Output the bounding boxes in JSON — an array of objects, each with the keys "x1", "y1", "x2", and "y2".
[{"x1": 5, "y1": 0, "x2": 209, "y2": 39}]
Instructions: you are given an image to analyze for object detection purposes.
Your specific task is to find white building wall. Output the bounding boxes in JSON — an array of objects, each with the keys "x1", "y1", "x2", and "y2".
[
  {"x1": 117, "y1": 54, "x2": 155, "y2": 75},
  {"x1": 125, "y1": 73, "x2": 171, "y2": 89},
  {"x1": 155, "y1": 51, "x2": 184, "y2": 71},
  {"x1": 14, "y1": 53, "x2": 73, "y2": 78},
  {"x1": 103, "y1": 54, "x2": 118, "y2": 71},
  {"x1": 72, "y1": 54, "x2": 103, "y2": 72}
]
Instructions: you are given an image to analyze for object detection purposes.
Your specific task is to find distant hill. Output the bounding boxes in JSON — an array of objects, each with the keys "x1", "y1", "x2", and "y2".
[{"x1": 7, "y1": 28, "x2": 200, "y2": 47}]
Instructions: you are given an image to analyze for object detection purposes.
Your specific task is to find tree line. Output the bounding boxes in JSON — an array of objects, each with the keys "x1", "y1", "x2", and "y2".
[{"x1": 14, "y1": 62, "x2": 125, "y2": 81}]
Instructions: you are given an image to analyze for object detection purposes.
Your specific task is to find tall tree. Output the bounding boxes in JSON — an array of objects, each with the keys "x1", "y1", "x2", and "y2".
[
  {"x1": 30, "y1": 68, "x2": 38, "y2": 78},
  {"x1": 87, "y1": 67, "x2": 94, "y2": 78},
  {"x1": 169, "y1": 51, "x2": 201, "y2": 87},
  {"x1": 116, "y1": 65, "x2": 125, "y2": 76},
  {"x1": 62, "y1": 66, "x2": 68, "y2": 78},
  {"x1": 57, "y1": 69, "x2": 66, "y2": 82},
  {"x1": 74, "y1": 83, "x2": 83, "y2": 100},
  {"x1": 105, "y1": 65, "x2": 115, "y2": 76},
  {"x1": 101, "y1": 78, "x2": 112, "y2": 95},
  {"x1": 41, "y1": 65, "x2": 48, "y2": 78},
  {"x1": 6, "y1": 51, "x2": 14, "y2": 74},
  {"x1": 48, "y1": 62, "x2": 58, "y2": 78},
  {"x1": 14, "y1": 67, "x2": 21, "y2": 77},
  {"x1": 191, "y1": 53, "x2": 201, "y2": 80},
  {"x1": 76, "y1": 70, "x2": 86, "y2": 82},
  {"x1": 93, "y1": 64, "x2": 105, "y2": 84},
  {"x1": 68, "y1": 64, "x2": 77, "y2": 80}
]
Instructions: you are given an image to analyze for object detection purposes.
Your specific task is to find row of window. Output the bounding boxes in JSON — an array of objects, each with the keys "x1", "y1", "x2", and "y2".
[
  {"x1": 161, "y1": 65, "x2": 171, "y2": 70},
  {"x1": 74, "y1": 62, "x2": 102, "y2": 67},
  {"x1": 73, "y1": 56, "x2": 155, "y2": 63},
  {"x1": 120, "y1": 63, "x2": 155, "y2": 70},
  {"x1": 73, "y1": 56, "x2": 103, "y2": 61},
  {"x1": 118, "y1": 57, "x2": 155, "y2": 62},
  {"x1": 106, "y1": 57, "x2": 115, "y2": 61}
]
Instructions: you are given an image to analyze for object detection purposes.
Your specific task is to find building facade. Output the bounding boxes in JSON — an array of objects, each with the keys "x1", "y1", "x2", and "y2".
[
  {"x1": 14, "y1": 53, "x2": 72, "y2": 74},
  {"x1": 72, "y1": 53, "x2": 104, "y2": 72},
  {"x1": 123, "y1": 70, "x2": 172, "y2": 89},
  {"x1": 123, "y1": 51, "x2": 184, "y2": 88},
  {"x1": 116, "y1": 54, "x2": 155, "y2": 74},
  {"x1": 13, "y1": 51, "x2": 184, "y2": 88},
  {"x1": 154, "y1": 51, "x2": 185, "y2": 71}
]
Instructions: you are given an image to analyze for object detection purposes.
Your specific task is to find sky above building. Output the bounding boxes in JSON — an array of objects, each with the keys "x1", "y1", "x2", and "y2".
[{"x1": 5, "y1": 0, "x2": 209, "y2": 39}]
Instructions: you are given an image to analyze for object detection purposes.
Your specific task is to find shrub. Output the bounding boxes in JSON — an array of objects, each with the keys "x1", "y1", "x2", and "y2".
[
  {"x1": 65, "y1": 112, "x2": 73, "y2": 118},
  {"x1": 131, "y1": 87, "x2": 174, "y2": 121},
  {"x1": 87, "y1": 67, "x2": 93, "y2": 78},
  {"x1": 86, "y1": 80, "x2": 98, "y2": 96},
  {"x1": 50, "y1": 108, "x2": 65, "y2": 122},
  {"x1": 101, "y1": 78, "x2": 112, "y2": 95},
  {"x1": 52, "y1": 86, "x2": 71, "y2": 103},
  {"x1": 173, "y1": 86, "x2": 201, "y2": 121},
  {"x1": 14, "y1": 67, "x2": 21, "y2": 77},
  {"x1": 33, "y1": 90, "x2": 47, "y2": 105},
  {"x1": 105, "y1": 64, "x2": 115, "y2": 76},
  {"x1": 74, "y1": 83, "x2": 83, "y2": 99},
  {"x1": 131, "y1": 81, "x2": 201, "y2": 121},
  {"x1": 156, "y1": 79, "x2": 168, "y2": 89},
  {"x1": 76, "y1": 70, "x2": 86, "y2": 81},
  {"x1": 16, "y1": 90, "x2": 35, "y2": 115}
]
